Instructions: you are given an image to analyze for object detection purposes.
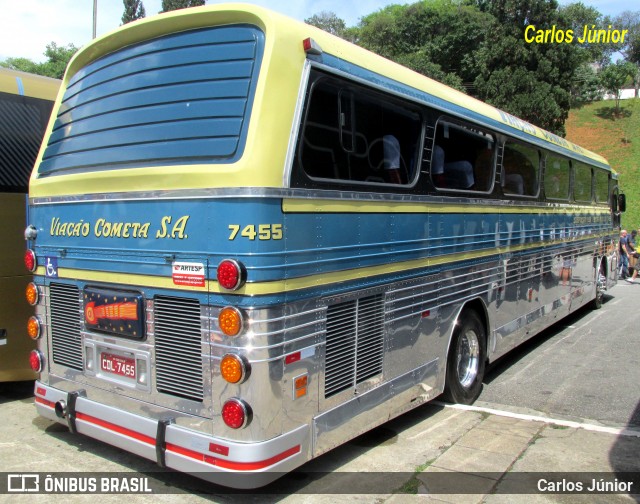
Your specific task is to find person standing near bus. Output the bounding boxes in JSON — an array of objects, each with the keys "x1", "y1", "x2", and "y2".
[{"x1": 620, "y1": 229, "x2": 630, "y2": 279}]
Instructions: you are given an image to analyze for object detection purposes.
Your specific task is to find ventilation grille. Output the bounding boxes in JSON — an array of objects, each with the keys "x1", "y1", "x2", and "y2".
[
  {"x1": 325, "y1": 294, "x2": 385, "y2": 398},
  {"x1": 49, "y1": 283, "x2": 83, "y2": 370},
  {"x1": 154, "y1": 296, "x2": 204, "y2": 402}
]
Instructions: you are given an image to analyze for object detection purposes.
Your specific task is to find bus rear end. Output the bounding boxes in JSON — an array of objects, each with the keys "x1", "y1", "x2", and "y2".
[{"x1": 27, "y1": 7, "x2": 312, "y2": 487}]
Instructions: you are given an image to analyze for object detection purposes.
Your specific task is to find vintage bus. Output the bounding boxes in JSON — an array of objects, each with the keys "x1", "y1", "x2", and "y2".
[
  {"x1": 0, "y1": 68, "x2": 59, "y2": 382},
  {"x1": 26, "y1": 4, "x2": 623, "y2": 487}
]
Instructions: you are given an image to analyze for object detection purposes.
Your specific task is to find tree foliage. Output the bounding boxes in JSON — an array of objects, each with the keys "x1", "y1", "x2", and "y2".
[
  {"x1": 305, "y1": 11, "x2": 347, "y2": 38},
  {"x1": 599, "y1": 60, "x2": 637, "y2": 113},
  {"x1": 122, "y1": 0, "x2": 146, "y2": 25},
  {"x1": 0, "y1": 42, "x2": 77, "y2": 79},
  {"x1": 161, "y1": 0, "x2": 204, "y2": 12},
  {"x1": 355, "y1": 1, "x2": 493, "y2": 93}
]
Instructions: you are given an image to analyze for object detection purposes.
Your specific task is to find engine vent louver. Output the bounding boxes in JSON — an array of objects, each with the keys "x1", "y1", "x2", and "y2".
[
  {"x1": 49, "y1": 283, "x2": 83, "y2": 371},
  {"x1": 154, "y1": 296, "x2": 204, "y2": 402},
  {"x1": 324, "y1": 294, "x2": 385, "y2": 398}
]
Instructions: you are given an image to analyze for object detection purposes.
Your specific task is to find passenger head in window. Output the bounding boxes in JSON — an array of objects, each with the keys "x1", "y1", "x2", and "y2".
[{"x1": 383, "y1": 134, "x2": 402, "y2": 184}]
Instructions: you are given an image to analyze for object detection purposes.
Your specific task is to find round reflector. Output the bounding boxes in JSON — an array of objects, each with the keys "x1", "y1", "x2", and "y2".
[
  {"x1": 26, "y1": 282, "x2": 39, "y2": 306},
  {"x1": 27, "y1": 316, "x2": 41, "y2": 340},
  {"x1": 217, "y1": 259, "x2": 245, "y2": 291},
  {"x1": 24, "y1": 249, "x2": 37, "y2": 272},
  {"x1": 221, "y1": 398, "x2": 251, "y2": 429},
  {"x1": 29, "y1": 350, "x2": 44, "y2": 372},
  {"x1": 220, "y1": 354, "x2": 249, "y2": 384},
  {"x1": 218, "y1": 306, "x2": 243, "y2": 337}
]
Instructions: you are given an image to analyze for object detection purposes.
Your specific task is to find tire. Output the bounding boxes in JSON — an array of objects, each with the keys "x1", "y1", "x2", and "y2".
[
  {"x1": 443, "y1": 311, "x2": 486, "y2": 405},
  {"x1": 591, "y1": 262, "x2": 605, "y2": 310}
]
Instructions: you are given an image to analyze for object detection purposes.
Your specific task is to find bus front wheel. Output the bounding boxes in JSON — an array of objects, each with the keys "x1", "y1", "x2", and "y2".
[{"x1": 443, "y1": 311, "x2": 486, "y2": 405}]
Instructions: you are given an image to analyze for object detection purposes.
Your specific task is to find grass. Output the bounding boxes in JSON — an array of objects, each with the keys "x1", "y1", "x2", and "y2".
[{"x1": 565, "y1": 98, "x2": 640, "y2": 230}]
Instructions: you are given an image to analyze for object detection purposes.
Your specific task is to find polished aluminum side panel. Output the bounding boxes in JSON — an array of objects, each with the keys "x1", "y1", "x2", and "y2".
[{"x1": 313, "y1": 359, "x2": 439, "y2": 457}]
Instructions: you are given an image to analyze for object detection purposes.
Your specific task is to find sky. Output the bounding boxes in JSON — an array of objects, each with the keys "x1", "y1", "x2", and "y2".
[{"x1": 0, "y1": 0, "x2": 636, "y2": 63}]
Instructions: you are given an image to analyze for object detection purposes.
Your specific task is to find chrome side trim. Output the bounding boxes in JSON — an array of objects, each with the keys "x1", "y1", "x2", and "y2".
[
  {"x1": 30, "y1": 185, "x2": 612, "y2": 212},
  {"x1": 282, "y1": 60, "x2": 311, "y2": 188}
]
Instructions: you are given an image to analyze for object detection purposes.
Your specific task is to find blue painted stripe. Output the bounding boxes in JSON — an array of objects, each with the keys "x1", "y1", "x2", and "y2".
[{"x1": 15, "y1": 77, "x2": 25, "y2": 96}]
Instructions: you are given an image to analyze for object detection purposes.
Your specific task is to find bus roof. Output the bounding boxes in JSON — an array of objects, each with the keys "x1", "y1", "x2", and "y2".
[
  {"x1": 64, "y1": 3, "x2": 607, "y2": 170},
  {"x1": 0, "y1": 68, "x2": 60, "y2": 101}
]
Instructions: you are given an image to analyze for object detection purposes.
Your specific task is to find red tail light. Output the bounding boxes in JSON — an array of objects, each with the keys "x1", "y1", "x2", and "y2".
[
  {"x1": 217, "y1": 259, "x2": 246, "y2": 291},
  {"x1": 24, "y1": 249, "x2": 37, "y2": 272},
  {"x1": 29, "y1": 350, "x2": 44, "y2": 372},
  {"x1": 221, "y1": 398, "x2": 251, "y2": 429}
]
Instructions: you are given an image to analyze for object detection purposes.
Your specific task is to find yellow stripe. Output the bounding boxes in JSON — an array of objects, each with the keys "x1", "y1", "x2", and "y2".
[
  {"x1": 282, "y1": 198, "x2": 611, "y2": 215},
  {"x1": 36, "y1": 232, "x2": 610, "y2": 296}
]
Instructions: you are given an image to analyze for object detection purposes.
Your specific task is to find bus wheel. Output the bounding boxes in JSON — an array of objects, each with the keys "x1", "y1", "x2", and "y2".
[
  {"x1": 591, "y1": 264, "x2": 606, "y2": 310},
  {"x1": 443, "y1": 311, "x2": 486, "y2": 405}
]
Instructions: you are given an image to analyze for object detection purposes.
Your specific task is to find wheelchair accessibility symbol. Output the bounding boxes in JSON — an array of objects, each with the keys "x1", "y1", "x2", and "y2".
[{"x1": 45, "y1": 257, "x2": 58, "y2": 278}]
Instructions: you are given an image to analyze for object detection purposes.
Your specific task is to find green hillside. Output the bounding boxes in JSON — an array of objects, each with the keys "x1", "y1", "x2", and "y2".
[{"x1": 565, "y1": 98, "x2": 640, "y2": 231}]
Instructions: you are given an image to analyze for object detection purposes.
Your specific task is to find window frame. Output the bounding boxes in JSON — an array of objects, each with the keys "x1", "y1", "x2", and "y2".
[
  {"x1": 500, "y1": 138, "x2": 541, "y2": 199},
  {"x1": 544, "y1": 153, "x2": 572, "y2": 202},
  {"x1": 430, "y1": 117, "x2": 496, "y2": 195},
  {"x1": 292, "y1": 70, "x2": 425, "y2": 192},
  {"x1": 573, "y1": 161, "x2": 594, "y2": 203}
]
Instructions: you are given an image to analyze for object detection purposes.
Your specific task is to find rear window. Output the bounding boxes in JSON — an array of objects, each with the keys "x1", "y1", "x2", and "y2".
[{"x1": 38, "y1": 25, "x2": 264, "y2": 176}]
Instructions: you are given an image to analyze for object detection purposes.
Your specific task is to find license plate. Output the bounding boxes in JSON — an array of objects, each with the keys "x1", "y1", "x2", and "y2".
[{"x1": 100, "y1": 352, "x2": 136, "y2": 379}]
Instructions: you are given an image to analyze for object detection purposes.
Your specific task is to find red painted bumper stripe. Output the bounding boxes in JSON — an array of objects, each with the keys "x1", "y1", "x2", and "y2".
[
  {"x1": 35, "y1": 396, "x2": 56, "y2": 408},
  {"x1": 41, "y1": 402, "x2": 300, "y2": 472},
  {"x1": 166, "y1": 443, "x2": 301, "y2": 470},
  {"x1": 75, "y1": 412, "x2": 156, "y2": 445}
]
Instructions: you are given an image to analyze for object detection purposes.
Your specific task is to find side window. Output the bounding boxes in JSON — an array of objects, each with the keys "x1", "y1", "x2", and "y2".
[
  {"x1": 594, "y1": 168, "x2": 609, "y2": 204},
  {"x1": 431, "y1": 120, "x2": 495, "y2": 192},
  {"x1": 502, "y1": 140, "x2": 539, "y2": 197},
  {"x1": 573, "y1": 162, "x2": 592, "y2": 202},
  {"x1": 545, "y1": 155, "x2": 570, "y2": 201},
  {"x1": 296, "y1": 72, "x2": 422, "y2": 188}
]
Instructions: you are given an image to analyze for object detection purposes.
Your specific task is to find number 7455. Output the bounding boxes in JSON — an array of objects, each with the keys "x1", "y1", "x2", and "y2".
[{"x1": 228, "y1": 224, "x2": 283, "y2": 241}]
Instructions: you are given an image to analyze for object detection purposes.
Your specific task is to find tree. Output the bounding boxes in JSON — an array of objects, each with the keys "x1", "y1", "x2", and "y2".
[
  {"x1": 570, "y1": 63, "x2": 602, "y2": 107},
  {"x1": 1, "y1": 42, "x2": 77, "y2": 79},
  {"x1": 305, "y1": 11, "x2": 347, "y2": 38},
  {"x1": 161, "y1": 0, "x2": 204, "y2": 12},
  {"x1": 613, "y1": 10, "x2": 640, "y2": 97},
  {"x1": 470, "y1": 0, "x2": 585, "y2": 135},
  {"x1": 599, "y1": 60, "x2": 637, "y2": 114},
  {"x1": 122, "y1": 0, "x2": 146, "y2": 25},
  {"x1": 355, "y1": 1, "x2": 493, "y2": 92},
  {"x1": 560, "y1": 2, "x2": 616, "y2": 66}
]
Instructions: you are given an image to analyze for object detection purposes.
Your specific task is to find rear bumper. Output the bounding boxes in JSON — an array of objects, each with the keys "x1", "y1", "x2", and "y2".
[{"x1": 34, "y1": 381, "x2": 309, "y2": 489}]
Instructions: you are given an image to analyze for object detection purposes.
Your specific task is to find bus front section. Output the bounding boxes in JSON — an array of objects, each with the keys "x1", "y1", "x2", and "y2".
[{"x1": 27, "y1": 7, "x2": 313, "y2": 488}]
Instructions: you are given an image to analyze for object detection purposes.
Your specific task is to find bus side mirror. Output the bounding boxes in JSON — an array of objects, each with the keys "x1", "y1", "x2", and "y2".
[{"x1": 618, "y1": 194, "x2": 626, "y2": 213}]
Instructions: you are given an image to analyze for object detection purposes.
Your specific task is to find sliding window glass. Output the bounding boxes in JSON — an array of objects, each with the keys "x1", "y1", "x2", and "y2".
[
  {"x1": 431, "y1": 119, "x2": 495, "y2": 192},
  {"x1": 545, "y1": 155, "x2": 570, "y2": 201},
  {"x1": 295, "y1": 71, "x2": 422, "y2": 188},
  {"x1": 502, "y1": 140, "x2": 539, "y2": 197},
  {"x1": 573, "y1": 162, "x2": 593, "y2": 203},
  {"x1": 594, "y1": 168, "x2": 609, "y2": 204}
]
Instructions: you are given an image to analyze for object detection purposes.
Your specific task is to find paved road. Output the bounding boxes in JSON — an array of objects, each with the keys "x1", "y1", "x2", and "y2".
[{"x1": 477, "y1": 283, "x2": 640, "y2": 429}]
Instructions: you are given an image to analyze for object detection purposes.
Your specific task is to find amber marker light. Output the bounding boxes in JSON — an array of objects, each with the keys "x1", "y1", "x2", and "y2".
[
  {"x1": 220, "y1": 354, "x2": 250, "y2": 384},
  {"x1": 218, "y1": 306, "x2": 243, "y2": 337},
  {"x1": 26, "y1": 282, "x2": 39, "y2": 306},
  {"x1": 27, "y1": 316, "x2": 42, "y2": 340}
]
